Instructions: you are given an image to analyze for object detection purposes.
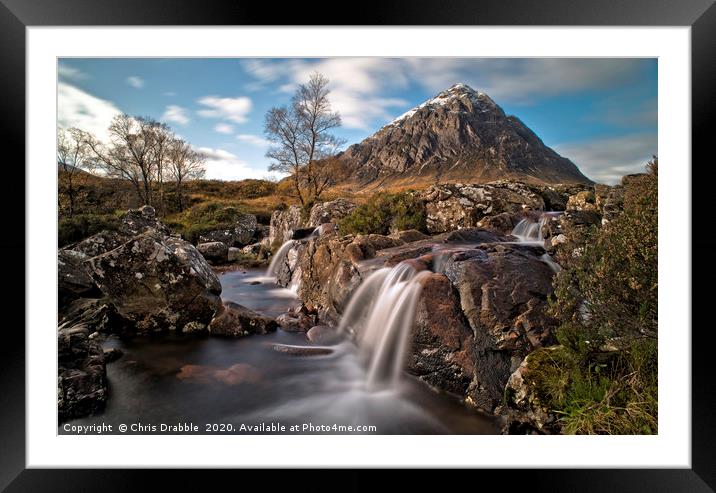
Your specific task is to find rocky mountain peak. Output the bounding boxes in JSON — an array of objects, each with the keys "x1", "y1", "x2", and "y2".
[
  {"x1": 337, "y1": 83, "x2": 592, "y2": 187},
  {"x1": 380, "y1": 82, "x2": 499, "y2": 132}
]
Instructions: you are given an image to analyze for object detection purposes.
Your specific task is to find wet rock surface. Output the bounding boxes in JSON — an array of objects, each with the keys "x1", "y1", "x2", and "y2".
[
  {"x1": 58, "y1": 325, "x2": 108, "y2": 422},
  {"x1": 208, "y1": 301, "x2": 278, "y2": 337},
  {"x1": 281, "y1": 220, "x2": 559, "y2": 415},
  {"x1": 306, "y1": 325, "x2": 342, "y2": 345}
]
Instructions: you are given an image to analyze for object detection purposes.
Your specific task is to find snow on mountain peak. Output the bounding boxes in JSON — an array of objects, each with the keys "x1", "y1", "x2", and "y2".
[{"x1": 381, "y1": 83, "x2": 494, "y2": 130}]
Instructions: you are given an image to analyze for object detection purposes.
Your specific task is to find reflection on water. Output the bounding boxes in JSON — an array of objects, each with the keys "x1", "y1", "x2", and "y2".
[{"x1": 60, "y1": 269, "x2": 496, "y2": 434}]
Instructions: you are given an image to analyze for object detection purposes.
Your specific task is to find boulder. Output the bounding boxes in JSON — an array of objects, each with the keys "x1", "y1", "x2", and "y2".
[
  {"x1": 309, "y1": 198, "x2": 357, "y2": 226},
  {"x1": 68, "y1": 230, "x2": 128, "y2": 258},
  {"x1": 198, "y1": 213, "x2": 258, "y2": 247},
  {"x1": 271, "y1": 344, "x2": 333, "y2": 356},
  {"x1": 268, "y1": 205, "x2": 305, "y2": 246},
  {"x1": 438, "y1": 228, "x2": 504, "y2": 244},
  {"x1": 208, "y1": 301, "x2": 277, "y2": 336},
  {"x1": 118, "y1": 205, "x2": 168, "y2": 236},
  {"x1": 182, "y1": 321, "x2": 208, "y2": 334},
  {"x1": 197, "y1": 241, "x2": 229, "y2": 264},
  {"x1": 240, "y1": 243, "x2": 261, "y2": 256},
  {"x1": 443, "y1": 243, "x2": 557, "y2": 411},
  {"x1": 58, "y1": 249, "x2": 98, "y2": 305},
  {"x1": 389, "y1": 229, "x2": 430, "y2": 243},
  {"x1": 421, "y1": 182, "x2": 545, "y2": 234},
  {"x1": 58, "y1": 324, "x2": 107, "y2": 422},
  {"x1": 287, "y1": 232, "x2": 404, "y2": 323},
  {"x1": 501, "y1": 348, "x2": 563, "y2": 433},
  {"x1": 566, "y1": 190, "x2": 597, "y2": 212},
  {"x1": 315, "y1": 222, "x2": 337, "y2": 236},
  {"x1": 276, "y1": 312, "x2": 314, "y2": 332},
  {"x1": 235, "y1": 214, "x2": 259, "y2": 245},
  {"x1": 228, "y1": 247, "x2": 243, "y2": 262},
  {"x1": 85, "y1": 232, "x2": 222, "y2": 334},
  {"x1": 477, "y1": 212, "x2": 520, "y2": 235},
  {"x1": 409, "y1": 273, "x2": 476, "y2": 396},
  {"x1": 306, "y1": 325, "x2": 342, "y2": 345},
  {"x1": 59, "y1": 297, "x2": 118, "y2": 333}
]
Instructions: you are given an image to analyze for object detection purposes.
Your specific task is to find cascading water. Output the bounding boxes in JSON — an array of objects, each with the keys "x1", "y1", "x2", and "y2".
[
  {"x1": 511, "y1": 216, "x2": 549, "y2": 243},
  {"x1": 338, "y1": 263, "x2": 431, "y2": 390},
  {"x1": 265, "y1": 227, "x2": 321, "y2": 280},
  {"x1": 512, "y1": 212, "x2": 564, "y2": 273},
  {"x1": 266, "y1": 239, "x2": 297, "y2": 279}
]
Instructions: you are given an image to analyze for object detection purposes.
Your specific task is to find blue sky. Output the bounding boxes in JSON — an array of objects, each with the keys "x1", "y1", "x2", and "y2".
[{"x1": 58, "y1": 58, "x2": 657, "y2": 184}]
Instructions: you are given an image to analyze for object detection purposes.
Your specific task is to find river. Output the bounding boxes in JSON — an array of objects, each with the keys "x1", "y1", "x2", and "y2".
[{"x1": 59, "y1": 269, "x2": 496, "y2": 434}]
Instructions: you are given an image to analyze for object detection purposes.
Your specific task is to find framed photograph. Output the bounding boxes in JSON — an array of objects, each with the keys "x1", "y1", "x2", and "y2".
[{"x1": 3, "y1": 0, "x2": 714, "y2": 489}]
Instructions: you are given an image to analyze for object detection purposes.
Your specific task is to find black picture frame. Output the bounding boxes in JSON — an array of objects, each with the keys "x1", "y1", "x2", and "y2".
[{"x1": 1, "y1": 0, "x2": 713, "y2": 490}]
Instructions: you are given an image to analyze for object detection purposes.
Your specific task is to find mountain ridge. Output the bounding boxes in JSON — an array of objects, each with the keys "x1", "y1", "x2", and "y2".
[{"x1": 334, "y1": 83, "x2": 592, "y2": 187}]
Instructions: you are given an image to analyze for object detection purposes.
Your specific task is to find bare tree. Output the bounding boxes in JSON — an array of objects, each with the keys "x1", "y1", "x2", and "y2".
[
  {"x1": 147, "y1": 121, "x2": 174, "y2": 215},
  {"x1": 167, "y1": 139, "x2": 206, "y2": 212},
  {"x1": 264, "y1": 106, "x2": 306, "y2": 204},
  {"x1": 264, "y1": 72, "x2": 343, "y2": 205},
  {"x1": 84, "y1": 114, "x2": 162, "y2": 206},
  {"x1": 57, "y1": 127, "x2": 94, "y2": 216}
]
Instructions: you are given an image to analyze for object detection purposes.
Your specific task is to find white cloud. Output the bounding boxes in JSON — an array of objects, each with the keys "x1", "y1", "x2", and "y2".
[
  {"x1": 197, "y1": 96, "x2": 252, "y2": 123},
  {"x1": 243, "y1": 58, "x2": 651, "y2": 129},
  {"x1": 244, "y1": 58, "x2": 409, "y2": 130},
  {"x1": 214, "y1": 123, "x2": 234, "y2": 134},
  {"x1": 554, "y1": 133, "x2": 657, "y2": 185},
  {"x1": 196, "y1": 147, "x2": 285, "y2": 181},
  {"x1": 127, "y1": 76, "x2": 144, "y2": 89},
  {"x1": 162, "y1": 105, "x2": 190, "y2": 125},
  {"x1": 163, "y1": 91, "x2": 177, "y2": 97},
  {"x1": 58, "y1": 64, "x2": 88, "y2": 81},
  {"x1": 57, "y1": 82, "x2": 122, "y2": 142},
  {"x1": 241, "y1": 59, "x2": 299, "y2": 91},
  {"x1": 236, "y1": 134, "x2": 270, "y2": 147},
  {"x1": 404, "y1": 58, "x2": 647, "y2": 105}
]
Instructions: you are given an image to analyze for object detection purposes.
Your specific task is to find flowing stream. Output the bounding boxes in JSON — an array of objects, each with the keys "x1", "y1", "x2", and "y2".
[
  {"x1": 59, "y1": 213, "x2": 573, "y2": 435},
  {"x1": 60, "y1": 268, "x2": 495, "y2": 434},
  {"x1": 338, "y1": 263, "x2": 431, "y2": 390}
]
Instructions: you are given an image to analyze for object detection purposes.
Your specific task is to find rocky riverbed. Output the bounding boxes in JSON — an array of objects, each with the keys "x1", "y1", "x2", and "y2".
[
  {"x1": 59, "y1": 269, "x2": 496, "y2": 435},
  {"x1": 57, "y1": 180, "x2": 623, "y2": 433}
]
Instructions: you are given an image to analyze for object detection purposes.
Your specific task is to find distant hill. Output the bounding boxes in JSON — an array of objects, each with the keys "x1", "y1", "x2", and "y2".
[{"x1": 335, "y1": 83, "x2": 592, "y2": 188}]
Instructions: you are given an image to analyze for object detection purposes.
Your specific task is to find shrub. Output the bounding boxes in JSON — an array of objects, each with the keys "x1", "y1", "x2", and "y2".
[
  {"x1": 168, "y1": 201, "x2": 247, "y2": 244},
  {"x1": 527, "y1": 159, "x2": 658, "y2": 434},
  {"x1": 339, "y1": 192, "x2": 427, "y2": 235},
  {"x1": 58, "y1": 213, "x2": 120, "y2": 247},
  {"x1": 552, "y1": 160, "x2": 658, "y2": 339}
]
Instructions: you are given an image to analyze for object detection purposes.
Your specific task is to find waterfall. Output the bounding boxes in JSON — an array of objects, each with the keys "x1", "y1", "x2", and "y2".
[
  {"x1": 511, "y1": 216, "x2": 548, "y2": 243},
  {"x1": 338, "y1": 263, "x2": 431, "y2": 390},
  {"x1": 266, "y1": 227, "x2": 321, "y2": 280},
  {"x1": 266, "y1": 240, "x2": 297, "y2": 279}
]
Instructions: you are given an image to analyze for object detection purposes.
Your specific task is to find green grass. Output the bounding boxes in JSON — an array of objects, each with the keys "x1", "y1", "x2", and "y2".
[{"x1": 58, "y1": 213, "x2": 121, "y2": 247}]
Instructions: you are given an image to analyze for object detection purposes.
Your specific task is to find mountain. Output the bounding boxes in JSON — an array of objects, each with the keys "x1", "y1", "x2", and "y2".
[{"x1": 335, "y1": 83, "x2": 592, "y2": 187}]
